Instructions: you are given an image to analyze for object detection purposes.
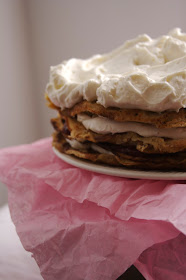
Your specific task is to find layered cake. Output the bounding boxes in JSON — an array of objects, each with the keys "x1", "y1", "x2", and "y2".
[{"x1": 46, "y1": 28, "x2": 186, "y2": 170}]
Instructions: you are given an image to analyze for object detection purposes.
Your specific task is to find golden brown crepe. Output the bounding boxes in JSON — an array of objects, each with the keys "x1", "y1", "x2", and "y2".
[
  {"x1": 52, "y1": 130, "x2": 186, "y2": 171},
  {"x1": 46, "y1": 96, "x2": 186, "y2": 171},
  {"x1": 51, "y1": 115, "x2": 186, "y2": 154}
]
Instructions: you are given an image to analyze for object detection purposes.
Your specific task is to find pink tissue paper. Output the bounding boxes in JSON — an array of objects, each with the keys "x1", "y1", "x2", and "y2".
[{"x1": 0, "y1": 138, "x2": 185, "y2": 280}]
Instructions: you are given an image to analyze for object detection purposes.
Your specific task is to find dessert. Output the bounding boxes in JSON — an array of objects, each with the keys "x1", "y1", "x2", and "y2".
[{"x1": 46, "y1": 28, "x2": 186, "y2": 170}]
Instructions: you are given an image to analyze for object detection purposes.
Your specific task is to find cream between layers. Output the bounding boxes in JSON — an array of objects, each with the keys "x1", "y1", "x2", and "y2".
[
  {"x1": 66, "y1": 138, "x2": 114, "y2": 155},
  {"x1": 77, "y1": 114, "x2": 186, "y2": 139},
  {"x1": 47, "y1": 28, "x2": 186, "y2": 112}
]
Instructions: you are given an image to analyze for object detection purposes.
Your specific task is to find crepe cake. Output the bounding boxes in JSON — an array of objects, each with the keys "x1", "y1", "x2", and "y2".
[{"x1": 46, "y1": 28, "x2": 186, "y2": 171}]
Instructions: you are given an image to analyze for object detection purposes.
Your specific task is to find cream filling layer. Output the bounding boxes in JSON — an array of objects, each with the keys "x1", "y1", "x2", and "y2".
[
  {"x1": 66, "y1": 138, "x2": 113, "y2": 154},
  {"x1": 77, "y1": 113, "x2": 186, "y2": 139}
]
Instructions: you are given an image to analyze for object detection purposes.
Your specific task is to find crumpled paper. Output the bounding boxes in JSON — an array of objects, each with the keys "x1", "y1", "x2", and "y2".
[
  {"x1": 135, "y1": 233, "x2": 186, "y2": 280},
  {"x1": 0, "y1": 137, "x2": 185, "y2": 280}
]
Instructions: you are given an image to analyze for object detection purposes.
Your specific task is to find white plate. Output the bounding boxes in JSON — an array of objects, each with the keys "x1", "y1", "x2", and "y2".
[{"x1": 53, "y1": 147, "x2": 186, "y2": 180}]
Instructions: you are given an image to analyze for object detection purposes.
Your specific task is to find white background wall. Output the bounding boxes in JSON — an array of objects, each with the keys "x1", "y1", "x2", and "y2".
[{"x1": 0, "y1": 0, "x2": 185, "y2": 206}]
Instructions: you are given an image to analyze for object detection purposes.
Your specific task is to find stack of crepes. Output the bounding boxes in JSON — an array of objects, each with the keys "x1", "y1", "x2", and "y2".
[{"x1": 46, "y1": 28, "x2": 186, "y2": 171}]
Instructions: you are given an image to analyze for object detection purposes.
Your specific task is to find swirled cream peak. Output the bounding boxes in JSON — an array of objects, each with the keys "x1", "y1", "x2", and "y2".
[{"x1": 46, "y1": 28, "x2": 186, "y2": 112}]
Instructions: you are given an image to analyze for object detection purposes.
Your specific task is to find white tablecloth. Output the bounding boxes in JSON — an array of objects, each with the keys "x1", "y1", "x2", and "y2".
[{"x1": 0, "y1": 205, "x2": 42, "y2": 280}]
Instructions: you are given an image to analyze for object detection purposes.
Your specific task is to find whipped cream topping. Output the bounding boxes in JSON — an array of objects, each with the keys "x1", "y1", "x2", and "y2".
[
  {"x1": 46, "y1": 28, "x2": 186, "y2": 112},
  {"x1": 77, "y1": 114, "x2": 186, "y2": 139}
]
